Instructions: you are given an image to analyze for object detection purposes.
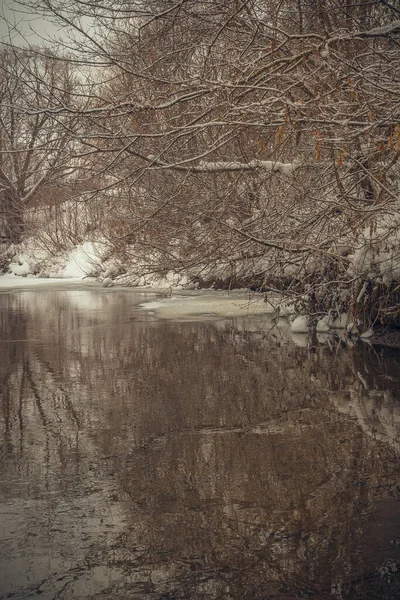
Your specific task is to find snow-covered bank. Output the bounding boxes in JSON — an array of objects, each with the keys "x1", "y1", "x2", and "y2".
[
  {"x1": 3, "y1": 202, "x2": 400, "y2": 331},
  {"x1": 4, "y1": 240, "x2": 109, "y2": 280},
  {"x1": 1, "y1": 237, "x2": 196, "y2": 290}
]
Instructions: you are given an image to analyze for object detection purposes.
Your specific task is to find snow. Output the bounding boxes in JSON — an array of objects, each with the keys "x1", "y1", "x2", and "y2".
[
  {"x1": 348, "y1": 218, "x2": 400, "y2": 287},
  {"x1": 3, "y1": 237, "x2": 109, "y2": 281},
  {"x1": 62, "y1": 242, "x2": 107, "y2": 278},
  {"x1": 8, "y1": 261, "x2": 31, "y2": 276},
  {"x1": 360, "y1": 328, "x2": 374, "y2": 339},
  {"x1": 139, "y1": 292, "x2": 279, "y2": 320},
  {"x1": 356, "y1": 280, "x2": 368, "y2": 304},
  {"x1": 290, "y1": 333, "x2": 309, "y2": 347},
  {"x1": 102, "y1": 277, "x2": 114, "y2": 287},
  {"x1": 115, "y1": 269, "x2": 189, "y2": 289},
  {"x1": 346, "y1": 320, "x2": 359, "y2": 335},
  {"x1": 320, "y1": 46, "x2": 329, "y2": 58},
  {"x1": 0, "y1": 275, "x2": 84, "y2": 289},
  {"x1": 290, "y1": 313, "x2": 349, "y2": 333},
  {"x1": 316, "y1": 315, "x2": 331, "y2": 333},
  {"x1": 329, "y1": 313, "x2": 348, "y2": 329},
  {"x1": 358, "y1": 20, "x2": 400, "y2": 38},
  {"x1": 290, "y1": 315, "x2": 309, "y2": 333},
  {"x1": 196, "y1": 159, "x2": 298, "y2": 176}
]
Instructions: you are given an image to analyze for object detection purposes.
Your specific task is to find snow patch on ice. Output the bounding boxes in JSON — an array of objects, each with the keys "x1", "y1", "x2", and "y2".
[
  {"x1": 329, "y1": 313, "x2": 348, "y2": 329},
  {"x1": 290, "y1": 333, "x2": 309, "y2": 347},
  {"x1": 139, "y1": 292, "x2": 276, "y2": 320},
  {"x1": 360, "y1": 328, "x2": 374, "y2": 339},
  {"x1": 290, "y1": 315, "x2": 309, "y2": 333},
  {"x1": 316, "y1": 315, "x2": 331, "y2": 332}
]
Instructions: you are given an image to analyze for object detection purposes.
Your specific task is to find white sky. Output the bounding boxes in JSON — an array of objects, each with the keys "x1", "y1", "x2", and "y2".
[{"x1": 0, "y1": 1, "x2": 68, "y2": 46}]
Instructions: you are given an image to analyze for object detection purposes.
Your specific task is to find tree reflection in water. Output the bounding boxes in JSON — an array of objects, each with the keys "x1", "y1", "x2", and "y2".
[{"x1": 0, "y1": 289, "x2": 399, "y2": 599}]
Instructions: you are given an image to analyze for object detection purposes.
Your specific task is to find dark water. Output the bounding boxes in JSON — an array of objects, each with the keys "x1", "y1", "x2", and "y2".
[{"x1": 0, "y1": 288, "x2": 399, "y2": 600}]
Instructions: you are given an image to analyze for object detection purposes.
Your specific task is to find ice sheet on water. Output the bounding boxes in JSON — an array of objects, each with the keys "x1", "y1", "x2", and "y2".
[{"x1": 139, "y1": 292, "x2": 290, "y2": 320}]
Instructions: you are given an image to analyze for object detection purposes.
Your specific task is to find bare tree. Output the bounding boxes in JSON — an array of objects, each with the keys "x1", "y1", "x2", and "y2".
[
  {"x1": 4, "y1": 1, "x2": 400, "y2": 318},
  {"x1": 0, "y1": 47, "x2": 84, "y2": 243}
]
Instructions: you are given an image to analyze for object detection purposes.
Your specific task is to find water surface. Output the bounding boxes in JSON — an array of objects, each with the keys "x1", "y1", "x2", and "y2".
[{"x1": 0, "y1": 288, "x2": 399, "y2": 599}]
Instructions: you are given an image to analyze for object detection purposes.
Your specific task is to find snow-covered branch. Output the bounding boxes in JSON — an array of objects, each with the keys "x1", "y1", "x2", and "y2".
[
  {"x1": 357, "y1": 19, "x2": 400, "y2": 38},
  {"x1": 195, "y1": 160, "x2": 299, "y2": 176},
  {"x1": 141, "y1": 154, "x2": 300, "y2": 175}
]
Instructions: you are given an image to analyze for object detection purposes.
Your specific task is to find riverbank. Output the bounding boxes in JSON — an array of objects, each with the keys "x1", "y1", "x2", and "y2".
[
  {"x1": 3, "y1": 220, "x2": 400, "y2": 336},
  {"x1": 3, "y1": 273, "x2": 400, "y2": 351}
]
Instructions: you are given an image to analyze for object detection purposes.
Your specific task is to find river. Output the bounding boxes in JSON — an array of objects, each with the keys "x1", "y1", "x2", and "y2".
[{"x1": 0, "y1": 286, "x2": 399, "y2": 599}]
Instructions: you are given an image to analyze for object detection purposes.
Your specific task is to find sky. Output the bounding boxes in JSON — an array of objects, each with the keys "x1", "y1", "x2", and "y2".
[{"x1": 0, "y1": 0, "x2": 66, "y2": 46}]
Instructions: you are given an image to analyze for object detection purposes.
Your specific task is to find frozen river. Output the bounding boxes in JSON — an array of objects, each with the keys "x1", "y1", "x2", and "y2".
[{"x1": 0, "y1": 285, "x2": 399, "y2": 599}]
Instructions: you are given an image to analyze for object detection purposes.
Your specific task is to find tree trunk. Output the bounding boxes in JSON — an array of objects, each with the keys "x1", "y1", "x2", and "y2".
[{"x1": 0, "y1": 194, "x2": 24, "y2": 244}]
